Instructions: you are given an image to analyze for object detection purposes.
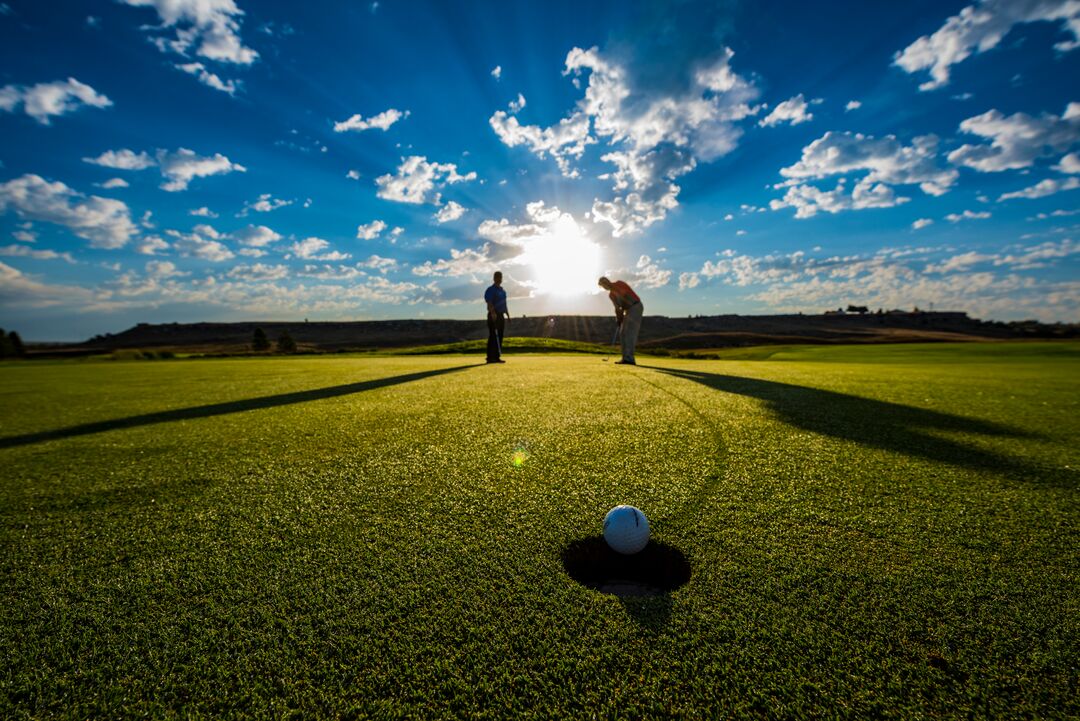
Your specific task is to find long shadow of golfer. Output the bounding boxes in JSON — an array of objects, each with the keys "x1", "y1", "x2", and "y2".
[
  {"x1": 0, "y1": 364, "x2": 476, "y2": 449},
  {"x1": 641, "y1": 366, "x2": 1068, "y2": 484}
]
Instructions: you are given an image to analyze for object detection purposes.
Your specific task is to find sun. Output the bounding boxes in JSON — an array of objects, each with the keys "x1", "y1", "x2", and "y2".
[{"x1": 521, "y1": 215, "x2": 602, "y2": 296}]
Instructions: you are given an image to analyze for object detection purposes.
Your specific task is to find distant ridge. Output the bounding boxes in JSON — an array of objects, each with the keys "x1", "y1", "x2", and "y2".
[{"x1": 27, "y1": 311, "x2": 1072, "y2": 356}]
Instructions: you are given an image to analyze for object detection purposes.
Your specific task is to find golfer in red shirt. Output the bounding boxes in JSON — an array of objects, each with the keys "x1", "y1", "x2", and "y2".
[{"x1": 598, "y1": 276, "x2": 642, "y2": 365}]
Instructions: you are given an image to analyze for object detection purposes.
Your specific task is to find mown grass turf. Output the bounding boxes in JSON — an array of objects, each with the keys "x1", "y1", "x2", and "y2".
[{"x1": 1, "y1": 343, "x2": 1077, "y2": 718}]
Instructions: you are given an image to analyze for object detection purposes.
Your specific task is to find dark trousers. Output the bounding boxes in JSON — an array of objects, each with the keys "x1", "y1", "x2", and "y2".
[{"x1": 487, "y1": 314, "x2": 505, "y2": 360}]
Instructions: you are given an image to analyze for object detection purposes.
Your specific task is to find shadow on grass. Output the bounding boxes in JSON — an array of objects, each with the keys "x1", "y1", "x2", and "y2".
[
  {"x1": 0, "y1": 364, "x2": 477, "y2": 449},
  {"x1": 562, "y1": 536, "x2": 690, "y2": 632},
  {"x1": 641, "y1": 366, "x2": 1072, "y2": 484}
]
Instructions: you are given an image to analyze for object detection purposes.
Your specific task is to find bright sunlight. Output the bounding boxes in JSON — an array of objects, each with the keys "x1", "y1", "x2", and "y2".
[{"x1": 519, "y1": 214, "x2": 603, "y2": 296}]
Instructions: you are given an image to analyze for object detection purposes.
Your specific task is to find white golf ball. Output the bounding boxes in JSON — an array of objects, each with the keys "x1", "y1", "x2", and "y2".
[{"x1": 603, "y1": 505, "x2": 650, "y2": 554}]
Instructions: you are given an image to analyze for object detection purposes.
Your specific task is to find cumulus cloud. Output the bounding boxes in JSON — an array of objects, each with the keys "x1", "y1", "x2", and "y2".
[
  {"x1": 0, "y1": 261, "x2": 95, "y2": 307},
  {"x1": 434, "y1": 201, "x2": 467, "y2": 223},
  {"x1": 83, "y1": 149, "x2": 156, "y2": 170},
  {"x1": 678, "y1": 271, "x2": 700, "y2": 290},
  {"x1": 238, "y1": 193, "x2": 291, "y2": 216},
  {"x1": 491, "y1": 65, "x2": 502, "y2": 80},
  {"x1": 375, "y1": 156, "x2": 477, "y2": 205},
  {"x1": 232, "y1": 224, "x2": 281, "y2": 247},
  {"x1": 98, "y1": 178, "x2": 129, "y2": 189},
  {"x1": 1054, "y1": 152, "x2": 1080, "y2": 173},
  {"x1": 175, "y1": 62, "x2": 238, "y2": 95},
  {"x1": 629, "y1": 254, "x2": 671, "y2": 288},
  {"x1": 289, "y1": 237, "x2": 350, "y2": 261},
  {"x1": 893, "y1": 0, "x2": 1080, "y2": 91},
  {"x1": 134, "y1": 235, "x2": 169, "y2": 255},
  {"x1": 759, "y1": 94, "x2": 816, "y2": 127},
  {"x1": 157, "y1": 148, "x2": 245, "y2": 191},
  {"x1": 0, "y1": 174, "x2": 138, "y2": 249},
  {"x1": 490, "y1": 45, "x2": 761, "y2": 235},
  {"x1": 946, "y1": 209, "x2": 992, "y2": 221},
  {"x1": 913, "y1": 218, "x2": 934, "y2": 229},
  {"x1": 119, "y1": 0, "x2": 258, "y2": 65},
  {"x1": 683, "y1": 243, "x2": 1080, "y2": 321},
  {"x1": 0, "y1": 244, "x2": 76, "y2": 263},
  {"x1": 845, "y1": 100, "x2": 862, "y2": 112},
  {"x1": 771, "y1": 131, "x2": 958, "y2": 218},
  {"x1": 189, "y1": 206, "x2": 218, "y2": 218},
  {"x1": 165, "y1": 224, "x2": 234, "y2": 261},
  {"x1": 998, "y1": 176, "x2": 1080, "y2": 200},
  {"x1": 0, "y1": 78, "x2": 112, "y2": 125},
  {"x1": 228, "y1": 263, "x2": 289, "y2": 281},
  {"x1": 356, "y1": 220, "x2": 387, "y2": 240},
  {"x1": 359, "y1": 254, "x2": 397, "y2": 273},
  {"x1": 333, "y1": 108, "x2": 408, "y2": 132},
  {"x1": 948, "y1": 103, "x2": 1080, "y2": 172}
]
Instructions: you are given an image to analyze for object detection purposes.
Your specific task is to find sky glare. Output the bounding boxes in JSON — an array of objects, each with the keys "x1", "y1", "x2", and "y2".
[{"x1": 0, "y1": 0, "x2": 1078, "y2": 340}]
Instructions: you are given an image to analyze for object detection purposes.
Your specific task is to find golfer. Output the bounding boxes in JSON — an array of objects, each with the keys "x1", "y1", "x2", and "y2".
[
  {"x1": 484, "y1": 271, "x2": 509, "y2": 363},
  {"x1": 598, "y1": 276, "x2": 642, "y2": 365}
]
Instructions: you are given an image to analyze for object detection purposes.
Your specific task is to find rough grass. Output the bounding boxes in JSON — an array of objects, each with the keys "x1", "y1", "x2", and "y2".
[{"x1": 1, "y1": 343, "x2": 1077, "y2": 718}]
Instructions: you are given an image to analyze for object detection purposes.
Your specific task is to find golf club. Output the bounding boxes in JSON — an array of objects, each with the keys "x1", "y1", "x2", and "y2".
[{"x1": 603, "y1": 323, "x2": 621, "y2": 362}]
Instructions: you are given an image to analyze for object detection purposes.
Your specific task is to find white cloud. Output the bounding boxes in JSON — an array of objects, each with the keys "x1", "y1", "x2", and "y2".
[
  {"x1": 145, "y1": 260, "x2": 187, "y2": 278},
  {"x1": 948, "y1": 103, "x2": 1080, "y2": 172},
  {"x1": 491, "y1": 65, "x2": 502, "y2": 80},
  {"x1": 845, "y1": 100, "x2": 862, "y2": 112},
  {"x1": 946, "y1": 209, "x2": 992, "y2": 221},
  {"x1": 759, "y1": 94, "x2": 816, "y2": 127},
  {"x1": 12, "y1": 229, "x2": 36, "y2": 243},
  {"x1": 333, "y1": 108, "x2": 408, "y2": 132},
  {"x1": 83, "y1": 149, "x2": 156, "y2": 170},
  {"x1": 232, "y1": 224, "x2": 281, "y2": 247},
  {"x1": 893, "y1": 0, "x2": 1080, "y2": 91},
  {"x1": 998, "y1": 176, "x2": 1080, "y2": 200},
  {"x1": 157, "y1": 148, "x2": 245, "y2": 191},
  {"x1": 772, "y1": 131, "x2": 958, "y2": 217},
  {"x1": 346, "y1": 170, "x2": 361, "y2": 180},
  {"x1": 629, "y1": 254, "x2": 671, "y2": 288},
  {"x1": 491, "y1": 45, "x2": 761, "y2": 235},
  {"x1": 0, "y1": 174, "x2": 137, "y2": 249},
  {"x1": 228, "y1": 263, "x2": 289, "y2": 281},
  {"x1": 779, "y1": 131, "x2": 958, "y2": 194},
  {"x1": 239, "y1": 193, "x2": 291, "y2": 215},
  {"x1": 771, "y1": 178, "x2": 907, "y2": 218},
  {"x1": 678, "y1": 271, "x2": 700, "y2": 290},
  {"x1": 508, "y1": 93, "x2": 526, "y2": 114},
  {"x1": 290, "y1": 237, "x2": 350, "y2": 261},
  {"x1": 98, "y1": 178, "x2": 130, "y2": 189},
  {"x1": 166, "y1": 225, "x2": 234, "y2": 261},
  {"x1": 189, "y1": 206, "x2": 218, "y2": 218},
  {"x1": 359, "y1": 254, "x2": 397, "y2": 273},
  {"x1": 134, "y1": 235, "x2": 169, "y2": 255},
  {"x1": 0, "y1": 78, "x2": 112, "y2": 125},
  {"x1": 913, "y1": 218, "x2": 934, "y2": 230},
  {"x1": 175, "y1": 62, "x2": 238, "y2": 95},
  {"x1": 375, "y1": 156, "x2": 477, "y2": 205},
  {"x1": 0, "y1": 261, "x2": 95, "y2": 308},
  {"x1": 1053, "y1": 152, "x2": 1080, "y2": 174},
  {"x1": 434, "y1": 201, "x2": 466, "y2": 223},
  {"x1": 119, "y1": 0, "x2": 258, "y2": 65},
  {"x1": 411, "y1": 247, "x2": 495, "y2": 278},
  {"x1": 356, "y1": 219, "x2": 387, "y2": 240},
  {"x1": 0, "y1": 244, "x2": 75, "y2": 263},
  {"x1": 685, "y1": 244, "x2": 1080, "y2": 321}
]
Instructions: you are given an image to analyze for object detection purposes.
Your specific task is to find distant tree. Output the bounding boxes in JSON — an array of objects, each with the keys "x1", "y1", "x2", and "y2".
[
  {"x1": 847, "y1": 304, "x2": 869, "y2": 314},
  {"x1": 8, "y1": 331, "x2": 25, "y2": 358},
  {"x1": 252, "y1": 327, "x2": 271, "y2": 351},
  {"x1": 277, "y1": 331, "x2": 297, "y2": 353},
  {"x1": 0, "y1": 327, "x2": 7, "y2": 359}
]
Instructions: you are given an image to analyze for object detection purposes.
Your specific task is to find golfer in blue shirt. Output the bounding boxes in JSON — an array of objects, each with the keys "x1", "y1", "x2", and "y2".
[{"x1": 484, "y1": 271, "x2": 509, "y2": 363}]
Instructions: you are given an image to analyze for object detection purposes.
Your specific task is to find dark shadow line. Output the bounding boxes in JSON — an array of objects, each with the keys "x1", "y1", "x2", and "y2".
[
  {"x1": 0, "y1": 364, "x2": 477, "y2": 449},
  {"x1": 639, "y1": 365, "x2": 1070, "y2": 485}
]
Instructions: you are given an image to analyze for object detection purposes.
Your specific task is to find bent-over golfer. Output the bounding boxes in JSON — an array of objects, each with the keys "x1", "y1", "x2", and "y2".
[
  {"x1": 598, "y1": 276, "x2": 642, "y2": 365},
  {"x1": 484, "y1": 271, "x2": 509, "y2": 363}
]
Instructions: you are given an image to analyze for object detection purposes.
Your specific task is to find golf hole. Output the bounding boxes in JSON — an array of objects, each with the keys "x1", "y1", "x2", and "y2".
[{"x1": 561, "y1": 536, "x2": 691, "y2": 598}]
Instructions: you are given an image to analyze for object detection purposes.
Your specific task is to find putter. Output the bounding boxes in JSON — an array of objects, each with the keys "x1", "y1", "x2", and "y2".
[{"x1": 603, "y1": 323, "x2": 620, "y2": 362}]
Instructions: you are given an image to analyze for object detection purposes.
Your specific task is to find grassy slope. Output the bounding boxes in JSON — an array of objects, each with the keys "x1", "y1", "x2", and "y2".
[{"x1": 0, "y1": 344, "x2": 1077, "y2": 718}]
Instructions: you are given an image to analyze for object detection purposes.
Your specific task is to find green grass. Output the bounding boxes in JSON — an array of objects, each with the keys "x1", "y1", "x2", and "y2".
[{"x1": 1, "y1": 343, "x2": 1077, "y2": 718}]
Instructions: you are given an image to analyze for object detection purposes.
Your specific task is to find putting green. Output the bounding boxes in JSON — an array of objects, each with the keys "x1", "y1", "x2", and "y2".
[{"x1": 1, "y1": 344, "x2": 1077, "y2": 718}]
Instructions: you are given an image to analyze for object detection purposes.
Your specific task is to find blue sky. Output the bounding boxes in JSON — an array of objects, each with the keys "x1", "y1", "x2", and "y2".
[{"x1": 0, "y1": 0, "x2": 1077, "y2": 340}]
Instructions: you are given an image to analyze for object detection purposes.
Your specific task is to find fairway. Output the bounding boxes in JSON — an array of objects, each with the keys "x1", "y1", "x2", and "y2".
[{"x1": 1, "y1": 344, "x2": 1077, "y2": 718}]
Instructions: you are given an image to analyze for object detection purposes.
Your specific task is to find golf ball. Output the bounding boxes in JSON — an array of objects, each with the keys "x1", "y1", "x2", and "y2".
[{"x1": 603, "y1": 505, "x2": 650, "y2": 554}]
